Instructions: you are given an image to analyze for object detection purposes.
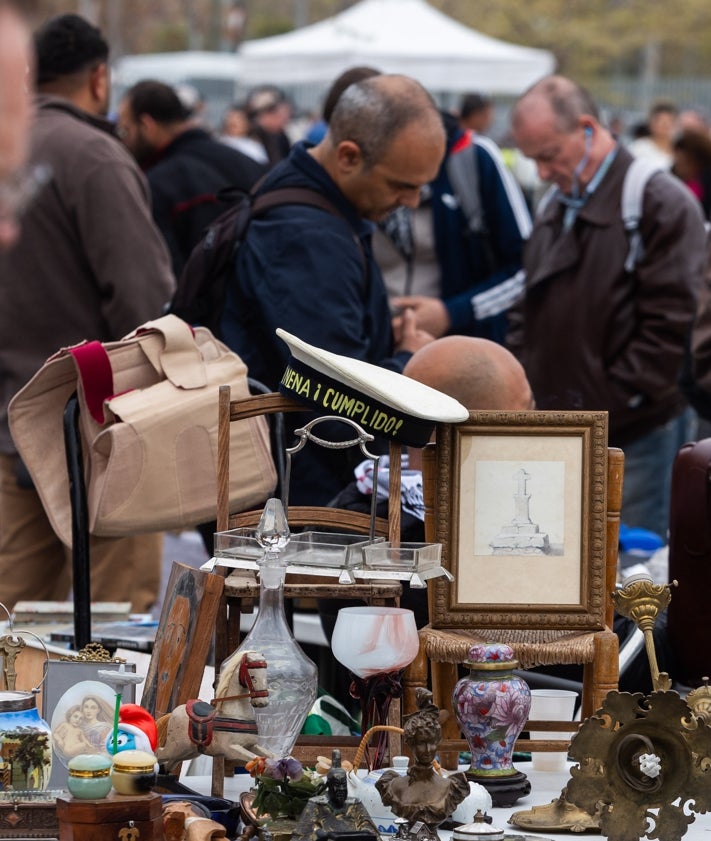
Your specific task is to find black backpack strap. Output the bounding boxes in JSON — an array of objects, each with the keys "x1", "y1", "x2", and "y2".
[{"x1": 249, "y1": 187, "x2": 369, "y2": 282}]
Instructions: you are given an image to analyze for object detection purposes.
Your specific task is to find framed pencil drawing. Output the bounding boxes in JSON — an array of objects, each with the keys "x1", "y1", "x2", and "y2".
[{"x1": 429, "y1": 411, "x2": 608, "y2": 630}]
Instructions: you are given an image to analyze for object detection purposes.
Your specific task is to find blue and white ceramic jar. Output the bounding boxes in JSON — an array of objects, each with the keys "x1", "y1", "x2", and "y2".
[{"x1": 0, "y1": 690, "x2": 53, "y2": 790}]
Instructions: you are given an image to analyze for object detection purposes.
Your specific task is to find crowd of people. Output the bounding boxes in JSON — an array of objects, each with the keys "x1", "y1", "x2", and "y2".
[{"x1": 0, "y1": 3, "x2": 710, "y2": 699}]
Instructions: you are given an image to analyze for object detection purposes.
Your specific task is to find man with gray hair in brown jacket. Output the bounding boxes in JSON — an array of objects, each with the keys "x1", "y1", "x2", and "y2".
[
  {"x1": 509, "y1": 74, "x2": 705, "y2": 538},
  {"x1": 0, "y1": 14, "x2": 175, "y2": 613}
]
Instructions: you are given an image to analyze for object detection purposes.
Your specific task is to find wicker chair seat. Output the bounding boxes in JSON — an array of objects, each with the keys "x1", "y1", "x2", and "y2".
[{"x1": 421, "y1": 626, "x2": 597, "y2": 670}]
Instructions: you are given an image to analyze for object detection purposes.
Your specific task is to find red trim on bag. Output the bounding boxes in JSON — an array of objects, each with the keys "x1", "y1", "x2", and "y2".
[
  {"x1": 69, "y1": 341, "x2": 114, "y2": 424},
  {"x1": 171, "y1": 194, "x2": 219, "y2": 218}
]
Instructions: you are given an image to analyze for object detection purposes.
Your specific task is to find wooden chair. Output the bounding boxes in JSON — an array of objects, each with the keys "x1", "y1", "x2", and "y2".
[
  {"x1": 404, "y1": 445, "x2": 624, "y2": 769},
  {"x1": 211, "y1": 385, "x2": 405, "y2": 792}
]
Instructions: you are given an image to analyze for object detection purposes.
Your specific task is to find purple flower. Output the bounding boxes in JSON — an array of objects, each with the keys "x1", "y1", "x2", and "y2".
[
  {"x1": 263, "y1": 757, "x2": 304, "y2": 782},
  {"x1": 488, "y1": 688, "x2": 529, "y2": 738}
]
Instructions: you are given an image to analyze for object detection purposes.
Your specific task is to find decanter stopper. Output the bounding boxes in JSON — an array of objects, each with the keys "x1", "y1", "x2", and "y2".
[{"x1": 255, "y1": 497, "x2": 290, "y2": 558}]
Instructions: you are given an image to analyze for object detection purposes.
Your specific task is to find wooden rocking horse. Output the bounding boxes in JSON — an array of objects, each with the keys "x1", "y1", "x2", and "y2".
[{"x1": 156, "y1": 650, "x2": 272, "y2": 768}]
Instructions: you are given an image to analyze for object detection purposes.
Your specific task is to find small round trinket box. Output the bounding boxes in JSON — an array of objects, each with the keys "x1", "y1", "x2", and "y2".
[
  {"x1": 110, "y1": 749, "x2": 158, "y2": 795},
  {"x1": 67, "y1": 753, "x2": 112, "y2": 799}
]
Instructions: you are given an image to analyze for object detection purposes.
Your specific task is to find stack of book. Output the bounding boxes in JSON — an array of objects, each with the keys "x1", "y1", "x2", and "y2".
[{"x1": 10, "y1": 601, "x2": 156, "y2": 654}]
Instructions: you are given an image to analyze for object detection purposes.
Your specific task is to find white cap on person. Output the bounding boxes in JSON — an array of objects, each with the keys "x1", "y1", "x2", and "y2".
[{"x1": 276, "y1": 328, "x2": 469, "y2": 447}]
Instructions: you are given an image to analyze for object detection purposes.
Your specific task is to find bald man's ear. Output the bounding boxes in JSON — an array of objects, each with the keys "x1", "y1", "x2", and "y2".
[{"x1": 335, "y1": 140, "x2": 364, "y2": 174}]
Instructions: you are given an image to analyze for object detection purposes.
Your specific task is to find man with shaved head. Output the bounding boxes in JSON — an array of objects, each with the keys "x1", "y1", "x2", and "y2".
[
  {"x1": 405, "y1": 335, "x2": 533, "y2": 410},
  {"x1": 221, "y1": 74, "x2": 446, "y2": 507},
  {"x1": 509, "y1": 74, "x2": 705, "y2": 536}
]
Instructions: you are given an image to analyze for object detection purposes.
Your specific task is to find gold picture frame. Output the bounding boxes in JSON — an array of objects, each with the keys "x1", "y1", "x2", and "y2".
[{"x1": 429, "y1": 410, "x2": 608, "y2": 629}]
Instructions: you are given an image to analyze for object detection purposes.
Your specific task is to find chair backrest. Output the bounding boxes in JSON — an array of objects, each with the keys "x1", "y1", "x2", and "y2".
[{"x1": 216, "y1": 385, "x2": 403, "y2": 542}]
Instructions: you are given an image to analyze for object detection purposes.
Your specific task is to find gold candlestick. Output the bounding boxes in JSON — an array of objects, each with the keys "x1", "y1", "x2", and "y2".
[{"x1": 612, "y1": 572, "x2": 675, "y2": 692}]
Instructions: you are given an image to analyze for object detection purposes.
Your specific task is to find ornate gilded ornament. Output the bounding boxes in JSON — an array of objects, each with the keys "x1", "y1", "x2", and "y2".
[
  {"x1": 566, "y1": 690, "x2": 711, "y2": 841},
  {"x1": 513, "y1": 574, "x2": 711, "y2": 840},
  {"x1": 565, "y1": 574, "x2": 711, "y2": 841}
]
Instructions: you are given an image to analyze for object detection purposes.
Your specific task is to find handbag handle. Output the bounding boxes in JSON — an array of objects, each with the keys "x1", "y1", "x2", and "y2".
[
  {"x1": 69, "y1": 341, "x2": 114, "y2": 423},
  {"x1": 70, "y1": 315, "x2": 207, "y2": 424},
  {"x1": 126, "y1": 314, "x2": 207, "y2": 389}
]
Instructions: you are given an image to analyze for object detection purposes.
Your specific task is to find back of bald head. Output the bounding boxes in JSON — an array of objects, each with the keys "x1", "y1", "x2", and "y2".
[
  {"x1": 328, "y1": 74, "x2": 443, "y2": 165},
  {"x1": 403, "y1": 336, "x2": 532, "y2": 411}
]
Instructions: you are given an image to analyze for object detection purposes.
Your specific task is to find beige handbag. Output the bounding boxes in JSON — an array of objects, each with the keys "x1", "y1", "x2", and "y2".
[{"x1": 9, "y1": 315, "x2": 276, "y2": 545}]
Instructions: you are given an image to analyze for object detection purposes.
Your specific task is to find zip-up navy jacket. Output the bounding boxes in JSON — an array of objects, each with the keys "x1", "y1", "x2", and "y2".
[{"x1": 221, "y1": 141, "x2": 410, "y2": 506}]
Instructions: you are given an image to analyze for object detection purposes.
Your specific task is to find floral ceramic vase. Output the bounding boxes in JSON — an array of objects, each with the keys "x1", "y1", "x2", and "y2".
[{"x1": 452, "y1": 642, "x2": 531, "y2": 807}]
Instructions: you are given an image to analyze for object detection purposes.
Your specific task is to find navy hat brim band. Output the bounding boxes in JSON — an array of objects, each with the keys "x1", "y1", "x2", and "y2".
[{"x1": 279, "y1": 357, "x2": 435, "y2": 447}]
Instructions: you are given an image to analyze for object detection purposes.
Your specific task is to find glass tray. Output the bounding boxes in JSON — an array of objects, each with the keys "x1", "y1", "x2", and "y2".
[
  {"x1": 213, "y1": 528, "x2": 382, "y2": 570},
  {"x1": 213, "y1": 527, "x2": 263, "y2": 563},
  {"x1": 362, "y1": 540, "x2": 442, "y2": 571},
  {"x1": 286, "y1": 530, "x2": 384, "y2": 568},
  {"x1": 209, "y1": 529, "x2": 450, "y2": 586}
]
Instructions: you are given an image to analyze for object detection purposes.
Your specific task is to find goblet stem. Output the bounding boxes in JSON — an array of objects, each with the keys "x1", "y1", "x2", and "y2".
[{"x1": 349, "y1": 669, "x2": 404, "y2": 769}]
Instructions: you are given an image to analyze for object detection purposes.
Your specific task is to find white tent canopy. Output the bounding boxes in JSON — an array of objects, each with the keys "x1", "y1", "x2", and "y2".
[{"x1": 238, "y1": 0, "x2": 555, "y2": 96}]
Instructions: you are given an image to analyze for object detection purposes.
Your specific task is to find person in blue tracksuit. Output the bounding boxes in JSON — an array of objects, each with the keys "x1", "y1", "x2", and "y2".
[{"x1": 393, "y1": 111, "x2": 532, "y2": 345}]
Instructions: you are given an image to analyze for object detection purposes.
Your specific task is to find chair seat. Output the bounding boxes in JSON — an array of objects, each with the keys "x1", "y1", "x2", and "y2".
[{"x1": 421, "y1": 625, "x2": 599, "y2": 669}]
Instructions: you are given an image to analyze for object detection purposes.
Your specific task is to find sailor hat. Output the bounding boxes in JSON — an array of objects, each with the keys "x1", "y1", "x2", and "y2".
[{"x1": 277, "y1": 328, "x2": 469, "y2": 447}]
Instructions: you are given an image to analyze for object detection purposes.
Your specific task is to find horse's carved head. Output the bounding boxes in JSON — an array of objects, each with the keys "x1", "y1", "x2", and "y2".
[{"x1": 239, "y1": 652, "x2": 269, "y2": 708}]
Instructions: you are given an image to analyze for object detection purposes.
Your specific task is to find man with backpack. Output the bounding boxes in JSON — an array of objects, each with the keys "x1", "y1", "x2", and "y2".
[
  {"x1": 220, "y1": 74, "x2": 444, "y2": 507},
  {"x1": 509, "y1": 74, "x2": 707, "y2": 536},
  {"x1": 118, "y1": 80, "x2": 265, "y2": 277}
]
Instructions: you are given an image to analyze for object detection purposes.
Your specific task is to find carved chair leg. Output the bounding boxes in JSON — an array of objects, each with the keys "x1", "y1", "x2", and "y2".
[
  {"x1": 431, "y1": 660, "x2": 460, "y2": 770},
  {"x1": 582, "y1": 630, "x2": 619, "y2": 718},
  {"x1": 403, "y1": 639, "x2": 429, "y2": 717}
]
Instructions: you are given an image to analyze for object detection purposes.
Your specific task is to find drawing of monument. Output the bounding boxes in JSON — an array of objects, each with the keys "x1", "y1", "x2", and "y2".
[{"x1": 489, "y1": 468, "x2": 551, "y2": 555}]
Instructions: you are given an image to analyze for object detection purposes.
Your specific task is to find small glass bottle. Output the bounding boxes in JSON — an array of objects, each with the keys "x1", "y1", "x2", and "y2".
[{"x1": 221, "y1": 499, "x2": 318, "y2": 758}]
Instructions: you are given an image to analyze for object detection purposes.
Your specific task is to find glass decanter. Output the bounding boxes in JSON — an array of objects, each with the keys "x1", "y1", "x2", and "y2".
[{"x1": 220, "y1": 498, "x2": 318, "y2": 758}]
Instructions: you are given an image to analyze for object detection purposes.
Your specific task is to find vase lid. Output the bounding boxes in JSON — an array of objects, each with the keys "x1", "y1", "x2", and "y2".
[
  {"x1": 111, "y1": 749, "x2": 157, "y2": 774},
  {"x1": 464, "y1": 643, "x2": 518, "y2": 670},
  {"x1": 69, "y1": 753, "x2": 112, "y2": 776},
  {"x1": 0, "y1": 690, "x2": 37, "y2": 712}
]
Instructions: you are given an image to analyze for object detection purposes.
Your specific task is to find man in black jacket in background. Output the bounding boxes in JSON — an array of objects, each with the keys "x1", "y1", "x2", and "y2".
[{"x1": 118, "y1": 80, "x2": 266, "y2": 276}]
